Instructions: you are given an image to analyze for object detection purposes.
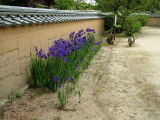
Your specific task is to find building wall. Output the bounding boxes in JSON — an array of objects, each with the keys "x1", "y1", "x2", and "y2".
[
  {"x1": 0, "y1": 18, "x2": 104, "y2": 101},
  {"x1": 147, "y1": 17, "x2": 160, "y2": 26}
]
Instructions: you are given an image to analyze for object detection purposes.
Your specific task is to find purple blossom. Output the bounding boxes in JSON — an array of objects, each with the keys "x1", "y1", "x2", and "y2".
[
  {"x1": 94, "y1": 41, "x2": 102, "y2": 45},
  {"x1": 77, "y1": 32, "x2": 82, "y2": 37},
  {"x1": 79, "y1": 29, "x2": 84, "y2": 33},
  {"x1": 69, "y1": 32, "x2": 75, "y2": 39},
  {"x1": 35, "y1": 47, "x2": 48, "y2": 59},
  {"x1": 58, "y1": 84, "x2": 62, "y2": 88},
  {"x1": 54, "y1": 76, "x2": 60, "y2": 82},
  {"x1": 86, "y1": 28, "x2": 96, "y2": 33},
  {"x1": 35, "y1": 28, "x2": 97, "y2": 59},
  {"x1": 67, "y1": 77, "x2": 73, "y2": 81}
]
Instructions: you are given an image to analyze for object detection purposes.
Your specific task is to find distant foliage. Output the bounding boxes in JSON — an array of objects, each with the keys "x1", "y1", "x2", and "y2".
[
  {"x1": 0, "y1": 0, "x2": 54, "y2": 8},
  {"x1": 134, "y1": 15, "x2": 148, "y2": 26},
  {"x1": 104, "y1": 15, "x2": 114, "y2": 32},
  {"x1": 52, "y1": 0, "x2": 96, "y2": 10},
  {"x1": 53, "y1": 0, "x2": 76, "y2": 10},
  {"x1": 104, "y1": 15, "x2": 123, "y2": 33},
  {"x1": 95, "y1": 0, "x2": 160, "y2": 14},
  {"x1": 0, "y1": 0, "x2": 95, "y2": 10}
]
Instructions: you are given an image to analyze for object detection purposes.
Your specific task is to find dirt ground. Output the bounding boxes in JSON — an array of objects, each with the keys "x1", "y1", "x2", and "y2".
[{"x1": 1, "y1": 26, "x2": 160, "y2": 120}]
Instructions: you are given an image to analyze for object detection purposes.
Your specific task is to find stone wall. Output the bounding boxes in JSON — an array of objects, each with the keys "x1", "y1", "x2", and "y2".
[
  {"x1": 147, "y1": 17, "x2": 160, "y2": 26},
  {"x1": 0, "y1": 18, "x2": 105, "y2": 101}
]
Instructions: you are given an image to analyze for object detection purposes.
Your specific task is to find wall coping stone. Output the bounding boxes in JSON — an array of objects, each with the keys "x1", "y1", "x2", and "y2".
[
  {"x1": 0, "y1": 5, "x2": 105, "y2": 27},
  {"x1": 148, "y1": 14, "x2": 160, "y2": 18}
]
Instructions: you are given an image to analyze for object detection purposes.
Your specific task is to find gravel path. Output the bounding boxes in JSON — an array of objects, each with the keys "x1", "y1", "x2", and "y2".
[{"x1": 96, "y1": 26, "x2": 160, "y2": 120}]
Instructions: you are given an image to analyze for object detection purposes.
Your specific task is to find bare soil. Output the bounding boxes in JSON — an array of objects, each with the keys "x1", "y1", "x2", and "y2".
[{"x1": 1, "y1": 26, "x2": 160, "y2": 120}]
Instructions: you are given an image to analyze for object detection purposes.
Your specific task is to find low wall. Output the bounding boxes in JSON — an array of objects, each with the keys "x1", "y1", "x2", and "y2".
[
  {"x1": 147, "y1": 15, "x2": 160, "y2": 26},
  {"x1": 0, "y1": 5, "x2": 105, "y2": 101}
]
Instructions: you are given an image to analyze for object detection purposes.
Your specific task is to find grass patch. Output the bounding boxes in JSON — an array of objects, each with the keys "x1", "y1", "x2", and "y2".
[{"x1": 8, "y1": 92, "x2": 23, "y2": 103}]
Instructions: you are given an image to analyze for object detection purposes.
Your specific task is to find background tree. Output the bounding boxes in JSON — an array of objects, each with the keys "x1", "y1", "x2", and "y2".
[
  {"x1": 0, "y1": 0, "x2": 54, "y2": 8},
  {"x1": 53, "y1": 0, "x2": 76, "y2": 10},
  {"x1": 0, "y1": 0, "x2": 96, "y2": 10},
  {"x1": 95, "y1": 0, "x2": 160, "y2": 14},
  {"x1": 53, "y1": 0, "x2": 96, "y2": 10}
]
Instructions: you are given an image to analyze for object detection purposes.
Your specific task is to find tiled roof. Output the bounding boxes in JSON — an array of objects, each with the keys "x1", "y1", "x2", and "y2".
[
  {"x1": 0, "y1": 5, "x2": 105, "y2": 27},
  {"x1": 149, "y1": 14, "x2": 160, "y2": 18}
]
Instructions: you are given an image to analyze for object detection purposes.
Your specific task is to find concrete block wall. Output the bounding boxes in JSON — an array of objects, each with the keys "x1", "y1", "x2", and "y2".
[{"x1": 0, "y1": 19, "x2": 104, "y2": 101}]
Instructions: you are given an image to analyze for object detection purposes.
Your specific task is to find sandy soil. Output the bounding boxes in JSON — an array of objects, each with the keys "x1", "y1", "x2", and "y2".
[
  {"x1": 96, "y1": 26, "x2": 160, "y2": 120},
  {"x1": 0, "y1": 26, "x2": 160, "y2": 120}
]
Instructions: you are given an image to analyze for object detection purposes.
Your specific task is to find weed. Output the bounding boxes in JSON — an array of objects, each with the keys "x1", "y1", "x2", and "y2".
[
  {"x1": 53, "y1": 116, "x2": 62, "y2": 120},
  {"x1": 8, "y1": 92, "x2": 23, "y2": 102}
]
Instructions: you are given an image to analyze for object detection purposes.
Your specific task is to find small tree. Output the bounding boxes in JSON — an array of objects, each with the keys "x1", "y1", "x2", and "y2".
[{"x1": 124, "y1": 16, "x2": 141, "y2": 37}]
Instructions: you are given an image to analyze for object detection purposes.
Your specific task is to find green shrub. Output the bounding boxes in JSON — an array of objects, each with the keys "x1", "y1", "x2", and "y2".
[
  {"x1": 135, "y1": 15, "x2": 148, "y2": 26},
  {"x1": 124, "y1": 16, "x2": 142, "y2": 36}
]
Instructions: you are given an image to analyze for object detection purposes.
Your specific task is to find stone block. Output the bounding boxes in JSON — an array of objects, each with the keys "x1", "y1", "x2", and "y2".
[
  {"x1": 30, "y1": 35, "x2": 41, "y2": 55},
  {"x1": 0, "y1": 42, "x2": 3, "y2": 55},
  {"x1": 18, "y1": 36, "x2": 30, "y2": 59},
  {"x1": 0, "y1": 55, "x2": 5, "y2": 68},
  {"x1": 0, "y1": 55, "x2": 6, "y2": 79},
  {"x1": 5, "y1": 63, "x2": 20, "y2": 76},
  {"x1": 2, "y1": 38, "x2": 17, "y2": 53},
  {"x1": 20, "y1": 58, "x2": 29, "y2": 74},
  {"x1": 39, "y1": 34, "x2": 49, "y2": 52},
  {"x1": 4, "y1": 50, "x2": 20, "y2": 76},
  {"x1": 0, "y1": 67, "x2": 6, "y2": 79},
  {"x1": 0, "y1": 74, "x2": 26, "y2": 100}
]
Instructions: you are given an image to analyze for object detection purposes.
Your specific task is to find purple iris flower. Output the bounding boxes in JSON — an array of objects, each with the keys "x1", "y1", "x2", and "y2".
[
  {"x1": 94, "y1": 41, "x2": 102, "y2": 45},
  {"x1": 35, "y1": 48, "x2": 48, "y2": 59},
  {"x1": 78, "y1": 32, "x2": 82, "y2": 37},
  {"x1": 67, "y1": 77, "x2": 73, "y2": 81},
  {"x1": 86, "y1": 28, "x2": 96, "y2": 33},
  {"x1": 69, "y1": 32, "x2": 75, "y2": 39},
  {"x1": 58, "y1": 84, "x2": 62, "y2": 88},
  {"x1": 79, "y1": 29, "x2": 83, "y2": 33},
  {"x1": 54, "y1": 76, "x2": 60, "y2": 82},
  {"x1": 35, "y1": 28, "x2": 96, "y2": 60}
]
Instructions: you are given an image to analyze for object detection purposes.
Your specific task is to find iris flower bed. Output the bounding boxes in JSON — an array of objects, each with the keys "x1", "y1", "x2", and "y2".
[{"x1": 30, "y1": 28, "x2": 102, "y2": 92}]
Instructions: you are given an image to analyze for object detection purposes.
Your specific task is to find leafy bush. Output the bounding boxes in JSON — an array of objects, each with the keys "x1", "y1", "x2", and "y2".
[
  {"x1": 124, "y1": 16, "x2": 142, "y2": 36},
  {"x1": 30, "y1": 28, "x2": 101, "y2": 91},
  {"x1": 135, "y1": 15, "x2": 148, "y2": 26}
]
